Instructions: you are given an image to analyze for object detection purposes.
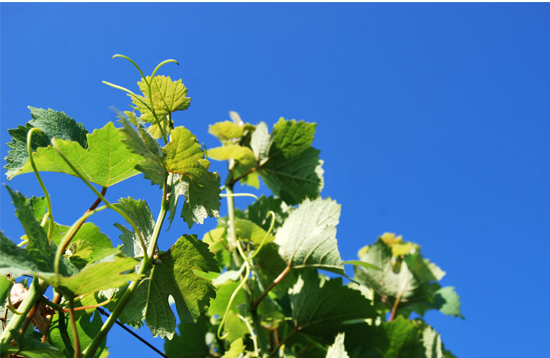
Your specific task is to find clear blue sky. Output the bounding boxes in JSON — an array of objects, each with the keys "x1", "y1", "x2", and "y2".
[{"x1": 2, "y1": 3, "x2": 549, "y2": 357}]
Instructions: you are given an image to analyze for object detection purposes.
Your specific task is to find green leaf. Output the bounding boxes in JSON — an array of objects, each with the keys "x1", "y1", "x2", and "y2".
[
  {"x1": 28, "y1": 196, "x2": 48, "y2": 222},
  {"x1": 144, "y1": 235, "x2": 220, "y2": 339},
  {"x1": 164, "y1": 316, "x2": 210, "y2": 358},
  {"x1": 208, "y1": 145, "x2": 255, "y2": 165},
  {"x1": 275, "y1": 197, "x2": 344, "y2": 274},
  {"x1": 259, "y1": 118, "x2": 324, "y2": 205},
  {"x1": 113, "y1": 198, "x2": 155, "y2": 260},
  {"x1": 255, "y1": 243, "x2": 297, "y2": 296},
  {"x1": 47, "y1": 221, "x2": 117, "y2": 270},
  {"x1": 354, "y1": 240, "x2": 424, "y2": 306},
  {"x1": 234, "y1": 218, "x2": 274, "y2": 244},
  {"x1": 13, "y1": 122, "x2": 142, "y2": 187},
  {"x1": 343, "y1": 261, "x2": 381, "y2": 271},
  {"x1": 415, "y1": 325, "x2": 457, "y2": 358},
  {"x1": 164, "y1": 126, "x2": 209, "y2": 182},
  {"x1": 49, "y1": 311, "x2": 106, "y2": 358},
  {"x1": 326, "y1": 333, "x2": 350, "y2": 358},
  {"x1": 240, "y1": 195, "x2": 290, "y2": 234},
  {"x1": 223, "y1": 311, "x2": 249, "y2": 343},
  {"x1": 131, "y1": 75, "x2": 191, "y2": 123},
  {"x1": 381, "y1": 317, "x2": 420, "y2": 358},
  {"x1": 208, "y1": 279, "x2": 247, "y2": 317},
  {"x1": 250, "y1": 121, "x2": 271, "y2": 164},
  {"x1": 209, "y1": 121, "x2": 243, "y2": 142},
  {"x1": 44, "y1": 253, "x2": 142, "y2": 297},
  {"x1": 3, "y1": 330, "x2": 64, "y2": 358},
  {"x1": 179, "y1": 172, "x2": 222, "y2": 229},
  {"x1": 0, "y1": 232, "x2": 42, "y2": 278},
  {"x1": 289, "y1": 270, "x2": 377, "y2": 343},
  {"x1": 432, "y1": 287, "x2": 464, "y2": 319},
  {"x1": 5, "y1": 107, "x2": 88, "y2": 180},
  {"x1": 119, "y1": 116, "x2": 166, "y2": 186},
  {"x1": 221, "y1": 338, "x2": 244, "y2": 358},
  {"x1": 4, "y1": 186, "x2": 77, "y2": 277}
]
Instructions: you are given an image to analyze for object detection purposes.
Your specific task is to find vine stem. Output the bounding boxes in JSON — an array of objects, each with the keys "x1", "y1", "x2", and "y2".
[
  {"x1": 27, "y1": 128, "x2": 54, "y2": 239},
  {"x1": 82, "y1": 202, "x2": 168, "y2": 358},
  {"x1": 270, "y1": 328, "x2": 297, "y2": 357},
  {"x1": 68, "y1": 299, "x2": 81, "y2": 358},
  {"x1": 252, "y1": 265, "x2": 291, "y2": 312},
  {"x1": 389, "y1": 277, "x2": 409, "y2": 322}
]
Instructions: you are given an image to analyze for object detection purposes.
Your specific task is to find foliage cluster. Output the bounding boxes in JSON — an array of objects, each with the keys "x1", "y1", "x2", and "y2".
[{"x1": 0, "y1": 56, "x2": 462, "y2": 358}]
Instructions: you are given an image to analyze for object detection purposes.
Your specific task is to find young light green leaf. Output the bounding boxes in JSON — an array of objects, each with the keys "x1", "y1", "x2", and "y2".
[
  {"x1": 144, "y1": 235, "x2": 220, "y2": 339},
  {"x1": 223, "y1": 312, "x2": 249, "y2": 343},
  {"x1": 6, "y1": 186, "x2": 77, "y2": 277},
  {"x1": 209, "y1": 121, "x2": 243, "y2": 142},
  {"x1": 221, "y1": 338, "x2": 244, "y2": 358},
  {"x1": 259, "y1": 118, "x2": 324, "y2": 205},
  {"x1": 131, "y1": 75, "x2": 190, "y2": 123},
  {"x1": 5, "y1": 107, "x2": 88, "y2": 180},
  {"x1": 250, "y1": 121, "x2": 271, "y2": 164},
  {"x1": 119, "y1": 116, "x2": 166, "y2": 186},
  {"x1": 163, "y1": 316, "x2": 209, "y2": 358},
  {"x1": 208, "y1": 279, "x2": 247, "y2": 317},
  {"x1": 326, "y1": 333, "x2": 350, "y2": 358},
  {"x1": 45, "y1": 253, "x2": 142, "y2": 297},
  {"x1": 289, "y1": 270, "x2": 377, "y2": 343},
  {"x1": 163, "y1": 126, "x2": 209, "y2": 183},
  {"x1": 275, "y1": 197, "x2": 344, "y2": 274},
  {"x1": 208, "y1": 145, "x2": 255, "y2": 165},
  {"x1": 49, "y1": 311, "x2": 106, "y2": 358},
  {"x1": 14, "y1": 122, "x2": 142, "y2": 187}
]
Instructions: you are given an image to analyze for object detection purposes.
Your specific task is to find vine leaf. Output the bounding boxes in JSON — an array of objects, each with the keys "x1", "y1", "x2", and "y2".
[
  {"x1": 49, "y1": 311, "x2": 106, "y2": 358},
  {"x1": 240, "y1": 195, "x2": 290, "y2": 234},
  {"x1": 131, "y1": 75, "x2": 191, "y2": 123},
  {"x1": 2, "y1": 330, "x2": 64, "y2": 358},
  {"x1": 163, "y1": 316, "x2": 209, "y2": 357},
  {"x1": 234, "y1": 218, "x2": 274, "y2": 244},
  {"x1": 179, "y1": 172, "x2": 222, "y2": 228},
  {"x1": 274, "y1": 197, "x2": 345, "y2": 275},
  {"x1": 13, "y1": 122, "x2": 142, "y2": 187},
  {"x1": 163, "y1": 126, "x2": 210, "y2": 183},
  {"x1": 326, "y1": 333, "x2": 350, "y2": 358},
  {"x1": 354, "y1": 239, "x2": 421, "y2": 305},
  {"x1": 49, "y1": 222, "x2": 117, "y2": 270},
  {"x1": 259, "y1": 118, "x2": 324, "y2": 205},
  {"x1": 250, "y1": 121, "x2": 271, "y2": 164},
  {"x1": 289, "y1": 270, "x2": 377, "y2": 343},
  {"x1": 221, "y1": 338, "x2": 244, "y2": 358},
  {"x1": 143, "y1": 235, "x2": 220, "y2": 339},
  {"x1": 44, "y1": 253, "x2": 142, "y2": 298},
  {"x1": 431, "y1": 287, "x2": 464, "y2": 319},
  {"x1": 119, "y1": 116, "x2": 166, "y2": 186},
  {"x1": 113, "y1": 197, "x2": 155, "y2": 260},
  {"x1": 1, "y1": 186, "x2": 77, "y2": 277},
  {"x1": 5, "y1": 107, "x2": 88, "y2": 180},
  {"x1": 209, "y1": 121, "x2": 243, "y2": 143}
]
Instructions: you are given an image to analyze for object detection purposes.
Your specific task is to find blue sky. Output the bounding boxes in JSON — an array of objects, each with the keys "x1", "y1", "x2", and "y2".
[{"x1": 2, "y1": 3, "x2": 549, "y2": 357}]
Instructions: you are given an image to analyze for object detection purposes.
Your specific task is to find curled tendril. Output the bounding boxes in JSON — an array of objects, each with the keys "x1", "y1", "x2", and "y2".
[{"x1": 216, "y1": 211, "x2": 276, "y2": 340}]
